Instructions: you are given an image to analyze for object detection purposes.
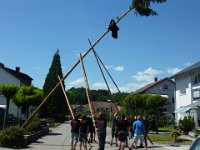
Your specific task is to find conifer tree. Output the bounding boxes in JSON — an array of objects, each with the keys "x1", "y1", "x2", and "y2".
[{"x1": 41, "y1": 50, "x2": 67, "y2": 122}]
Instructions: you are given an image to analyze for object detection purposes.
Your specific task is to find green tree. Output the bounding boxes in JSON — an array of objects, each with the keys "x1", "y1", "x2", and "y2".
[
  {"x1": 0, "y1": 84, "x2": 18, "y2": 128},
  {"x1": 146, "y1": 94, "x2": 166, "y2": 133},
  {"x1": 132, "y1": 0, "x2": 166, "y2": 16},
  {"x1": 67, "y1": 87, "x2": 87, "y2": 104},
  {"x1": 13, "y1": 85, "x2": 43, "y2": 119},
  {"x1": 41, "y1": 49, "x2": 67, "y2": 122}
]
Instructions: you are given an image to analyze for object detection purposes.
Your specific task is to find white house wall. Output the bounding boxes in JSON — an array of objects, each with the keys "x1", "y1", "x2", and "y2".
[
  {"x1": 0, "y1": 68, "x2": 20, "y2": 117},
  {"x1": 145, "y1": 80, "x2": 175, "y2": 114},
  {"x1": 175, "y1": 75, "x2": 192, "y2": 109},
  {"x1": 175, "y1": 74, "x2": 193, "y2": 123}
]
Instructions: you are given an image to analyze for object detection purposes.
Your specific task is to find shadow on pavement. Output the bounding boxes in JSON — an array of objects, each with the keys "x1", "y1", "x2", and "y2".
[{"x1": 47, "y1": 132, "x2": 62, "y2": 136}]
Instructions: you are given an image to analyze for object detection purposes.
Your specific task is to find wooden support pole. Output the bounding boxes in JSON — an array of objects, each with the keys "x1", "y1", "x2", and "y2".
[
  {"x1": 90, "y1": 41, "x2": 111, "y2": 94},
  {"x1": 58, "y1": 75, "x2": 75, "y2": 119},
  {"x1": 79, "y1": 53, "x2": 95, "y2": 123},
  {"x1": 21, "y1": 7, "x2": 132, "y2": 128},
  {"x1": 88, "y1": 39, "x2": 121, "y2": 93},
  {"x1": 88, "y1": 39, "x2": 120, "y2": 114}
]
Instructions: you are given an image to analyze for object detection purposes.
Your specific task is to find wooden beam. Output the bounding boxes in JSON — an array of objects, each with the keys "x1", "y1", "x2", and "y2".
[
  {"x1": 58, "y1": 75, "x2": 75, "y2": 119},
  {"x1": 79, "y1": 53, "x2": 95, "y2": 121}
]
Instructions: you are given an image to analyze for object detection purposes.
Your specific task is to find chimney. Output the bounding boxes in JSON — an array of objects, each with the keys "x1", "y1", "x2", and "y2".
[
  {"x1": 0, "y1": 63, "x2": 4, "y2": 67},
  {"x1": 154, "y1": 77, "x2": 158, "y2": 82},
  {"x1": 16, "y1": 67, "x2": 20, "y2": 72}
]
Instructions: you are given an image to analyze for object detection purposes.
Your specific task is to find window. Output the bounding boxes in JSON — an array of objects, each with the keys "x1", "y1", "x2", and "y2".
[
  {"x1": 163, "y1": 84, "x2": 169, "y2": 90},
  {"x1": 180, "y1": 84, "x2": 187, "y2": 95},
  {"x1": 193, "y1": 89, "x2": 200, "y2": 100},
  {"x1": 193, "y1": 73, "x2": 200, "y2": 84}
]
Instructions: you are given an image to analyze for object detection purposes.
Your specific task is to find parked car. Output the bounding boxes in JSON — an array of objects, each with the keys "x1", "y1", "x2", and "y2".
[
  {"x1": 6, "y1": 114, "x2": 19, "y2": 126},
  {"x1": 189, "y1": 136, "x2": 200, "y2": 150}
]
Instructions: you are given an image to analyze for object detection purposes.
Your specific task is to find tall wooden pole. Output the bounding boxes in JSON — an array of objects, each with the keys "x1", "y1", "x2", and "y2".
[
  {"x1": 79, "y1": 53, "x2": 95, "y2": 123},
  {"x1": 89, "y1": 40, "x2": 121, "y2": 93},
  {"x1": 21, "y1": 7, "x2": 132, "y2": 128},
  {"x1": 58, "y1": 76, "x2": 75, "y2": 119},
  {"x1": 88, "y1": 39, "x2": 120, "y2": 114}
]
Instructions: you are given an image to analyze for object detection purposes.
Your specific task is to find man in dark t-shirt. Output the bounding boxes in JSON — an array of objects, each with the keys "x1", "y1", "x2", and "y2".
[
  {"x1": 116, "y1": 115, "x2": 129, "y2": 150},
  {"x1": 95, "y1": 113, "x2": 107, "y2": 150},
  {"x1": 79, "y1": 114, "x2": 89, "y2": 150},
  {"x1": 71, "y1": 115, "x2": 80, "y2": 150}
]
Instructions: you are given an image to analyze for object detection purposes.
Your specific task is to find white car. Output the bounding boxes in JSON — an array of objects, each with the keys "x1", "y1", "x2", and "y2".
[{"x1": 190, "y1": 136, "x2": 200, "y2": 150}]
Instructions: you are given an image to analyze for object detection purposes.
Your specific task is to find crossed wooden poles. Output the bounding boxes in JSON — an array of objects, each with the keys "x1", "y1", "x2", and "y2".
[{"x1": 21, "y1": 7, "x2": 133, "y2": 128}]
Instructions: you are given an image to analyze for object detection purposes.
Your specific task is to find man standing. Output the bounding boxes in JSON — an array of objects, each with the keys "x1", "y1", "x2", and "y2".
[
  {"x1": 79, "y1": 114, "x2": 89, "y2": 150},
  {"x1": 71, "y1": 115, "x2": 80, "y2": 150},
  {"x1": 129, "y1": 115, "x2": 147, "y2": 150},
  {"x1": 116, "y1": 115, "x2": 129, "y2": 150},
  {"x1": 95, "y1": 113, "x2": 107, "y2": 150},
  {"x1": 142, "y1": 116, "x2": 149, "y2": 148}
]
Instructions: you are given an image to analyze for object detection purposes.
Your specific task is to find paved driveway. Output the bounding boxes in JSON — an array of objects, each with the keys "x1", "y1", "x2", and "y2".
[{"x1": 0, "y1": 121, "x2": 190, "y2": 150}]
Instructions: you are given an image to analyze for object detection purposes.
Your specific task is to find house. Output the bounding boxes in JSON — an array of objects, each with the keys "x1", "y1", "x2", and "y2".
[
  {"x1": 72, "y1": 104, "x2": 87, "y2": 114},
  {"x1": 133, "y1": 77, "x2": 175, "y2": 114},
  {"x1": 0, "y1": 62, "x2": 33, "y2": 118},
  {"x1": 89, "y1": 101, "x2": 119, "y2": 114},
  {"x1": 171, "y1": 61, "x2": 200, "y2": 127}
]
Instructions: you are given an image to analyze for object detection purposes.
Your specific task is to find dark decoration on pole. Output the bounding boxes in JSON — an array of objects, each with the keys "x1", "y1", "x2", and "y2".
[{"x1": 108, "y1": 19, "x2": 119, "y2": 39}]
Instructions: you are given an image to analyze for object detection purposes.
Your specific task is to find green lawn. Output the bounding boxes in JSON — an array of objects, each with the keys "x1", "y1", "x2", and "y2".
[{"x1": 148, "y1": 133, "x2": 192, "y2": 145}]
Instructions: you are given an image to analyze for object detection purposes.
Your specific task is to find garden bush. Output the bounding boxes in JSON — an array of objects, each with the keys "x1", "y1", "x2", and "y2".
[
  {"x1": 148, "y1": 115, "x2": 157, "y2": 131},
  {"x1": 178, "y1": 116, "x2": 195, "y2": 134},
  {"x1": 0, "y1": 126, "x2": 26, "y2": 148},
  {"x1": 26, "y1": 121, "x2": 42, "y2": 134},
  {"x1": 194, "y1": 129, "x2": 200, "y2": 137},
  {"x1": 170, "y1": 130, "x2": 181, "y2": 142}
]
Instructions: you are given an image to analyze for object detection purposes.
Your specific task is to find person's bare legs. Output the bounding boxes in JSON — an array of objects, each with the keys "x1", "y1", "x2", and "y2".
[
  {"x1": 80, "y1": 142, "x2": 82, "y2": 150},
  {"x1": 73, "y1": 141, "x2": 78, "y2": 150}
]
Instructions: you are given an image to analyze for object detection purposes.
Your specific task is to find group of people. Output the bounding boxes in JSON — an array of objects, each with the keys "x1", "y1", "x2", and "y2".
[
  {"x1": 70, "y1": 113, "x2": 107, "y2": 150},
  {"x1": 70, "y1": 113, "x2": 149, "y2": 150},
  {"x1": 111, "y1": 115, "x2": 149, "y2": 150}
]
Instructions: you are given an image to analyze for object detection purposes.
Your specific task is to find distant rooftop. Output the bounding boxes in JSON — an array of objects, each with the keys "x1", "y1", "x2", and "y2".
[
  {"x1": 171, "y1": 61, "x2": 200, "y2": 78},
  {"x1": 133, "y1": 78, "x2": 171, "y2": 94},
  {"x1": 0, "y1": 63, "x2": 33, "y2": 85}
]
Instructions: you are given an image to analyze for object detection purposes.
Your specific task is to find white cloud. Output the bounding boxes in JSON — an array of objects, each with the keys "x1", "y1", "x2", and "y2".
[
  {"x1": 105, "y1": 65, "x2": 113, "y2": 69},
  {"x1": 113, "y1": 66, "x2": 124, "y2": 72},
  {"x1": 167, "y1": 67, "x2": 182, "y2": 75},
  {"x1": 132, "y1": 67, "x2": 162, "y2": 82},
  {"x1": 93, "y1": 82, "x2": 107, "y2": 89},
  {"x1": 67, "y1": 77, "x2": 84, "y2": 87}
]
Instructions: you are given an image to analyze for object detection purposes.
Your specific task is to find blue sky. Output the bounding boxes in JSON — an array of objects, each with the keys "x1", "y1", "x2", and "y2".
[{"x1": 0, "y1": 0, "x2": 200, "y2": 93}]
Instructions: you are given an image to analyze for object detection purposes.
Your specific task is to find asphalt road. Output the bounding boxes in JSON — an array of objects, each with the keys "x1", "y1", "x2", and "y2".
[{"x1": 0, "y1": 121, "x2": 191, "y2": 150}]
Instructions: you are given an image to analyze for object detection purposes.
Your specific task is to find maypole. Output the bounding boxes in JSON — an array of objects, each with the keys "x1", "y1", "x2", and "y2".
[{"x1": 21, "y1": 7, "x2": 132, "y2": 128}]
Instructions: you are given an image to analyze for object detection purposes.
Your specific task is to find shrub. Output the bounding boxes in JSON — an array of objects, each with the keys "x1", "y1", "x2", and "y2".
[
  {"x1": 0, "y1": 126, "x2": 26, "y2": 148},
  {"x1": 178, "y1": 116, "x2": 195, "y2": 134},
  {"x1": 148, "y1": 115, "x2": 157, "y2": 131},
  {"x1": 170, "y1": 130, "x2": 181, "y2": 142},
  {"x1": 194, "y1": 129, "x2": 200, "y2": 137},
  {"x1": 26, "y1": 121, "x2": 42, "y2": 134}
]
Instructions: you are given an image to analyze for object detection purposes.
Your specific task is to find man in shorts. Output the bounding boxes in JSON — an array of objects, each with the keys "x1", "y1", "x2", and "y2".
[
  {"x1": 129, "y1": 115, "x2": 147, "y2": 150},
  {"x1": 116, "y1": 115, "x2": 129, "y2": 150},
  {"x1": 79, "y1": 114, "x2": 89, "y2": 150},
  {"x1": 71, "y1": 115, "x2": 80, "y2": 150}
]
